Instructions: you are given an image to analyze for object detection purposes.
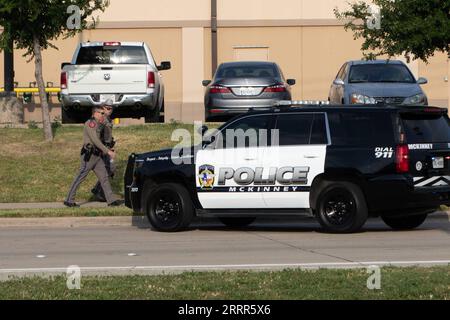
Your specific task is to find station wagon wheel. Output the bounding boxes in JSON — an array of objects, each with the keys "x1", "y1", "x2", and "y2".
[
  {"x1": 316, "y1": 181, "x2": 368, "y2": 233},
  {"x1": 146, "y1": 183, "x2": 193, "y2": 232}
]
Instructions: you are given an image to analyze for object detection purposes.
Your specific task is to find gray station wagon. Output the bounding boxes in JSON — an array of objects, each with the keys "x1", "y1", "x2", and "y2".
[{"x1": 328, "y1": 60, "x2": 428, "y2": 106}]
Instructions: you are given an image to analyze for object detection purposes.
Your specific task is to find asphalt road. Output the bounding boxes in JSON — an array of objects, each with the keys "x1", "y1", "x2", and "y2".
[{"x1": 0, "y1": 215, "x2": 449, "y2": 277}]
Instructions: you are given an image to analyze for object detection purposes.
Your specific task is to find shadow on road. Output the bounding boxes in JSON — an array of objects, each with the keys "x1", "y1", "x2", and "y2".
[{"x1": 132, "y1": 214, "x2": 450, "y2": 235}]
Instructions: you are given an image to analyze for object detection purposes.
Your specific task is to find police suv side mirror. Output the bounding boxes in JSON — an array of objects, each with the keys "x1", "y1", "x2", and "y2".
[
  {"x1": 202, "y1": 133, "x2": 216, "y2": 149},
  {"x1": 199, "y1": 125, "x2": 208, "y2": 135},
  {"x1": 61, "y1": 62, "x2": 71, "y2": 69},
  {"x1": 202, "y1": 80, "x2": 212, "y2": 87}
]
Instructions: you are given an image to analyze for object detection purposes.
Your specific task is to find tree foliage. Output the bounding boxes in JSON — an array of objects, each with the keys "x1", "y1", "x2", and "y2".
[
  {"x1": 335, "y1": 0, "x2": 450, "y2": 62},
  {"x1": 0, "y1": 0, "x2": 109, "y2": 140},
  {"x1": 0, "y1": 0, "x2": 109, "y2": 55}
]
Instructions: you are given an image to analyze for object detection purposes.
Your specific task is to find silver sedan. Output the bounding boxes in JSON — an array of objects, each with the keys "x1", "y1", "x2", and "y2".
[{"x1": 203, "y1": 61, "x2": 296, "y2": 121}]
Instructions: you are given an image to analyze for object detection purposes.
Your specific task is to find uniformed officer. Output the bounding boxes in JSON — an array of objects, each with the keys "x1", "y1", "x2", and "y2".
[
  {"x1": 91, "y1": 99, "x2": 116, "y2": 202},
  {"x1": 64, "y1": 106, "x2": 124, "y2": 207}
]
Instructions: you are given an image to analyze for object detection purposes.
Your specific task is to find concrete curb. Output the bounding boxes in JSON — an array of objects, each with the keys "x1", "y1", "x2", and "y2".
[
  {"x1": 0, "y1": 212, "x2": 447, "y2": 228},
  {"x1": 1, "y1": 260, "x2": 450, "y2": 279}
]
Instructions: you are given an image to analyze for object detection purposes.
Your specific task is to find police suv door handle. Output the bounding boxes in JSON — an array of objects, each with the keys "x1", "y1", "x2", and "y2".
[
  {"x1": 244, "y1": 158, "x2": 257, "y2": 161},
  {"x1": 304, "y1": 155, "x2": 319, "y2": 159}
]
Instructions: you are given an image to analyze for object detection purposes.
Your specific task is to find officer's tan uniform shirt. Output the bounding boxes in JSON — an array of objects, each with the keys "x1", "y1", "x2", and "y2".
[{"x1": 83, "y1": 118, "x2": 110, "y2": 154}]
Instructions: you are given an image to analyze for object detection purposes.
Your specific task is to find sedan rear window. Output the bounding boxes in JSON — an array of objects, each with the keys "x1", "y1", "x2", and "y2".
[
  {"x1": 216, "y1": 64, "x2": 279, "y2": 79},
  {"x1": 402, "y1": 114, "x2": 450, "y2": 144},
  {"x1": 76, "y1": 46, "x2": 148, "y2": 64},
  {"x1": 348, "y1": 64, "x2": 415, "y2": 83}
]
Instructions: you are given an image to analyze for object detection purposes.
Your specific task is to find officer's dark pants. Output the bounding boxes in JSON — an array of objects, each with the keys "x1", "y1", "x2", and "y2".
[
  {"x1": 66, "y1": 155, "x2": 117, "y2": 204},
  {"x1": 91, "y1": 154, "x2": 117, "y2": 199}
]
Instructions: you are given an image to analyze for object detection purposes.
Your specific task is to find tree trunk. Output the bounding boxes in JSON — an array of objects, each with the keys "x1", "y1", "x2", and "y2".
[{"x1": 32, "y1": 35, "x2": 53, "y2": 141}]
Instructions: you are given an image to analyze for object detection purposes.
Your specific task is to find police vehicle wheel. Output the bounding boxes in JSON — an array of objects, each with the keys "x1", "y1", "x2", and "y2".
[
  {"x1": 146, "y1": 183, "x2": 193, "y2": 232},
  {"x1": 381, "y1": 214, "x2": 428, "y2": 230},
  {"x1": 316, "y1": 181, "x2": 368, "y2": 233},
  {"x1": 218, "y1": 217, "x2": 256, "y2": 228}
]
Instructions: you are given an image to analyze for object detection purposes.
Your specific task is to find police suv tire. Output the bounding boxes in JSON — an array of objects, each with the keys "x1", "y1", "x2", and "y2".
[
  {"x1": 218, "y1": 217, "x2": 256, "y2": 228},
  {"x1": 145, "y1": 183, "x2": 194, "y2": 232},
  {"x1": 381, "y1": 214, "x2": 428, "y2": 230},
  {"x1": 316, "y1": 181, "x2": 368, "y2": 233}
]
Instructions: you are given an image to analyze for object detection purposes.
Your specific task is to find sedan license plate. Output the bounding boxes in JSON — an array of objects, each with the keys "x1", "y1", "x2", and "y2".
[
  {"x1": 100, "y1": 94, "x2": 115, "y2": 103},
  {"x1": 233, "y1": 87, "x2": 262, "y2": 96},
  {"x1": 432, "y1": 157, "x2": 444, "y2": 169}
]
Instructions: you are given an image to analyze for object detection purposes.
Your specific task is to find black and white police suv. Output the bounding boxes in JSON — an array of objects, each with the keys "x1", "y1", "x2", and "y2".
[{"x1": 124, "y1": 104, "x2": 450, "y2": 233}]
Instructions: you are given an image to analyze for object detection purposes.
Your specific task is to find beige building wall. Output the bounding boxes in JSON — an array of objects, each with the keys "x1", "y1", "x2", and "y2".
[
  {"x1": 0, "y1": 0, "x2": 448, "y2": 123},
  {"x1": 418, "y1": 52, "x2": 449, "y2": 108},
  {"x1": 217, "y1": 27, "x2": 302, "y2": 99}
]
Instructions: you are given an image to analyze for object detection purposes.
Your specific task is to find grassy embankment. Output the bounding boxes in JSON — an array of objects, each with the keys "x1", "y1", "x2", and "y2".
[{"x1": 1, "y1": 267, "x2": 449, "y2": 300}]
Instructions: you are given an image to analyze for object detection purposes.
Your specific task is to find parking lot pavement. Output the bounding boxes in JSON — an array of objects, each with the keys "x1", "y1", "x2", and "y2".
[{"x1": 0, "y1": 215, "x2": 448, "y2": 278}]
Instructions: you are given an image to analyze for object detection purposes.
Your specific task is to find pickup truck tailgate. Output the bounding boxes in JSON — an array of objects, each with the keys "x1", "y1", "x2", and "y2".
[{"x1": 67, "y1": 64, "x2": 148, "y2": 94}]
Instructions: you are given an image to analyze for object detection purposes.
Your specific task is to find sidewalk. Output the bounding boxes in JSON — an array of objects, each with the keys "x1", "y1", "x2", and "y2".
[{"x1": 0, "y1": 201, "x2": 108, "y2": 210}]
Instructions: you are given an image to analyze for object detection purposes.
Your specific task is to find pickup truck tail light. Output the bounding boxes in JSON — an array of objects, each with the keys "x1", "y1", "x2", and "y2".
[
  {"x1": 264, "y1": 85, "x2": 287, "y2": 93},
  {"x1": 147, "y1": 71, "x2": 155, "y2": 88},
  {"x1": 209, "y1": 86, "x2": 231, "y2": 94},
  {"x1": 396, "y1": 144, "x2": 409, "y2": 173},
  {"x1": 60, "y1": 72, "x2": 67, "y2": 89}
]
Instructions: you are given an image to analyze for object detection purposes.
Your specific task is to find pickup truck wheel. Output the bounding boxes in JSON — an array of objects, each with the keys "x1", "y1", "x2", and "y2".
[
  {"x1": 159, "y1": 100, "x2": 165, "y2": 123},
  {"x1": 381, "y1": 214, "x2": 428, "y2": 230},
  {"x1": 144, "y1": 108, "x2": 160, "y2": 123},
  {"x1": 316, "y1": 181, "x2": 368, "y2": 233},
  {"x1": 61, "y1": 108, "x2": 78, "y2": 124},
  {"x1": 145, "y1": 183, "x2": 193, "y2": 232},
  {"x1": 218, "y1": 217, "x2": 256, "y2": 228}
]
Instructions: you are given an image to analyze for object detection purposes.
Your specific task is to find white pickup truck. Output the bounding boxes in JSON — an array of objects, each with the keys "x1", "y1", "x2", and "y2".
[{"x1": 60, "y1": 41, "x2": 171, "y2": 123}]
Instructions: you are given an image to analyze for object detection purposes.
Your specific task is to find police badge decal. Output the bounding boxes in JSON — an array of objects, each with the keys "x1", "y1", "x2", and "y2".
[{"x1": 198, "y1": 165, "x2": 215, "y2": 189}]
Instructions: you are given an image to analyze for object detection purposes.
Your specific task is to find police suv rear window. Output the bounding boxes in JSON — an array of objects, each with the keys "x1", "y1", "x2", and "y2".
[
  {"x1": 402, "y1": 114, "x2": 450, "y2": 144},
  {"x1": 328, "y1": 111, "x2": 394, "y2": 146}
]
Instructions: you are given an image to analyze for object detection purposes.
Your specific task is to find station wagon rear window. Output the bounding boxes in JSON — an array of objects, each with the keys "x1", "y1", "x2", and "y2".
[{"x1": 76, "y1": 46, "x2": 148, "y2": 64}]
